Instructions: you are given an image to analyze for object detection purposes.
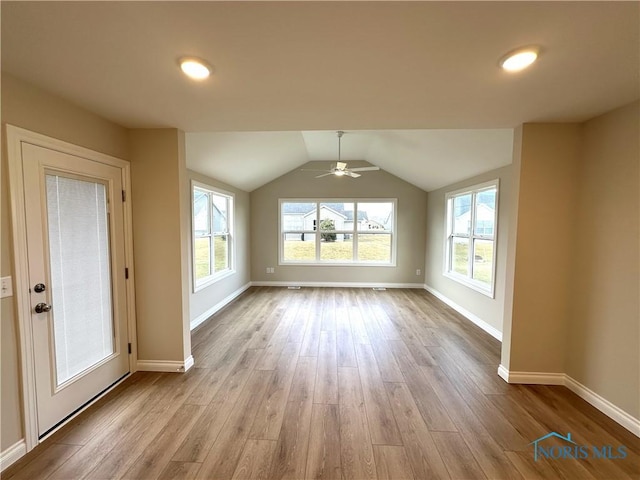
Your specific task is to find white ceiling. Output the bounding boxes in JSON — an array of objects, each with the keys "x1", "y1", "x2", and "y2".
[
  {"x1": 2, "y1": 2, "x2": 638, "y2": 191},
  {"x1": 187, "y1": 129, "x2": 513, "y2": 191}
]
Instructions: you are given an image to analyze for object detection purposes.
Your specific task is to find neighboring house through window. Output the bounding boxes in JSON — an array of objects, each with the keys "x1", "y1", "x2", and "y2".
[
  {"x1": 444, "y1": 180, "x2": 498, "y2": 296},
  {"x1": 192, "y1": 182, "x2": 234, "y2": 290},
  {"x1": 280, "y1": 199, "x2": 396, "y2": 265}
]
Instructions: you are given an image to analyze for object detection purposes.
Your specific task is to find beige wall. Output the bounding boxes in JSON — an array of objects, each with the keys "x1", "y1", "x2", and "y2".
[
  {"x1": 178, "y1": 132, "x2": 191, "y2": 360},
  {"x1": 2, "y1": 72, "x2": 637, "y2": 456},
  {"x1": 504, "y1": 105, "x2": 639, "y2": 422},
  {"x1": 425, "y1": 165, "x2": 513, "y2": 334},
  {"x1": 506, "y1": 123, "x2": 582, "y2": 373},
  {"x1": 188, "y1": 170, "x2": 251, "y2": 327},
  {"x1": 1, "y1": 74, "x2": 129, "y2": 160},
  {"x1": 251, "y1": 162, "x2": 427, "y2": 285},
  {"x1": 129, "y1": 129, "x2": 190, "y2": 363},
  {"x1": 1, "y1": 150, "x2": 22, "y2": 452},
  {"x1": 1, "y1": 74, "x2": 130, "y2": 450},
  {"x1": 500, "y1": 126, "x2": 523, "y2": 370},
  {"x1": 567, "y1": 102, "x2": 639, "y2": 419}
]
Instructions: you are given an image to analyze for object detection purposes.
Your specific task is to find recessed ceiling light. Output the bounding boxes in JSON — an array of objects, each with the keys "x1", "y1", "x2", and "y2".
[
  {"x1": 500, "y1": 47, "x2": 539, "y2": 72},
  {"x1": 179, "y1": 57, "x2": 212, "y2": 80}
]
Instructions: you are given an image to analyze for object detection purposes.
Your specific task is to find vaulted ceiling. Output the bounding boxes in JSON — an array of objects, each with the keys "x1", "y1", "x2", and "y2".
[
  {"x1": 2, "y1": 2, "x2": 638, "y2": 191},
  {"x1": 187, "y1": 129, "x2": 514, "y2": 192}
]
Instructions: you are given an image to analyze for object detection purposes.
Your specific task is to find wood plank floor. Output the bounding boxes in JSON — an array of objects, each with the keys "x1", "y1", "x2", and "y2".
[{"x1": 5, "y1": 287, "x2": 639, "y2": 480}]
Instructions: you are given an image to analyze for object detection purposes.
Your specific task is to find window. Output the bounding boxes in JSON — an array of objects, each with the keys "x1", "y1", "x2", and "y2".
[
  {"x1": 192, "y1": 182, "x2": 234, "y2": 290},
  {"x1": 279, "y1": 199, "x2": 396, "y2": 265},
  {"x1": 444, "y1": 180, "x2": 498, "y2": 296}
]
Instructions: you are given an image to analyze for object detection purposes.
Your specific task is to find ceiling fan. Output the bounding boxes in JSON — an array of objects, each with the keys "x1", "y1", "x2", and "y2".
[{"x1": 302, "y1": 131, "x2": 380, "y2": 178}]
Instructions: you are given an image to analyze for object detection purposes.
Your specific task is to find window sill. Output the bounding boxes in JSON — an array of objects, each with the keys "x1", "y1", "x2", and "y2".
[
  {"x1": 194, "y1": 269, "x2": 236, "y2": 293},
  {"x1": 443, "y1": 271, "x2": 495, "y2": 298}
]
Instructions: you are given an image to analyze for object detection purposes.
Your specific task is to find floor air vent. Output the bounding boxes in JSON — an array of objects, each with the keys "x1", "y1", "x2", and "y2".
[{"x1": 372, "y1": 287, "x2": 387, "y2": 291}]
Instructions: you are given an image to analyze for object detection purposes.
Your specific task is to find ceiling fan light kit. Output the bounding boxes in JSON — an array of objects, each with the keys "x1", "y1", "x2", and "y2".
[{"x1": 301, "y1": 131, "x2": 380, "y2": 179}]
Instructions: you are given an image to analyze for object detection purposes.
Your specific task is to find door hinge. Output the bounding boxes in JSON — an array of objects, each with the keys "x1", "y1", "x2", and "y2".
[
  {"x1": 122, "y1": 190, "x2": 126, "y2": 202},
  {"x1": 125, "y1": 267, "x2": 129, "y2": 279},
  {"x1": 128, "y1": 343, "x2": 132, "y2": 354}
]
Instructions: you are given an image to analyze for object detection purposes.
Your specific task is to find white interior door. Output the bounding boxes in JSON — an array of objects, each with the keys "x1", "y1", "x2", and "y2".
[{"x1": 22, "y1": 142, "x2": 130, "y2": 437}]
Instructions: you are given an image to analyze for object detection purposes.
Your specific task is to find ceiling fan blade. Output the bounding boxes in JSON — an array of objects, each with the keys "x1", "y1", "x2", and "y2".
[
  {"x1": 301, "y1": 168, "x2": 331, "y2": 172},
  {"x1": 315, "y1": 173, "x2": 333, "y2": 178},
  {"x1": 336, "y1": 161, "x2": 347, "y2": 170},
  {"x1": 346, "y1": 171, "x2": 361, "y2": 178},
  {"x1": 349, "y1": 166, "x2": 380, "y2": 172}
]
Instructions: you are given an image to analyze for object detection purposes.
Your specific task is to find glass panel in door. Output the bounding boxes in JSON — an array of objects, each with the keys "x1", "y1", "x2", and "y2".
[{"x1": 45, "y1": 174, "x2": 115, "y2": 386}]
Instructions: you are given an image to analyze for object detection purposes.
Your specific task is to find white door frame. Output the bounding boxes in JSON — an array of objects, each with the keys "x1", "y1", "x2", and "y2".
[{"x1": 6, "y1": 125, "x2": 138, "y2": 451}]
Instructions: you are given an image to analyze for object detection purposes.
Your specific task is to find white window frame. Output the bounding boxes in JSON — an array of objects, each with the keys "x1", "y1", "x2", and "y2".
[
  {"x1": 278, "y1": 198, "x2": 397, "y2": 266},
  {"x1": 443, "y1": 179, "x2": 499, "y2": 297},
  {"x1": 192, "y1": 181, "x2": 235, "y2": 291}
]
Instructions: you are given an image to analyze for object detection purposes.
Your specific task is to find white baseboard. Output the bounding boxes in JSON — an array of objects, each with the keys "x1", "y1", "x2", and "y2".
[
  {"x1": 251, "y1": 281, "x2": 424, "y2": 289},
  {"x1": 497, "y1": 366, "x2": 640, "y2": 438},
  {"x1": 423, "y1": 284, "x2": 502, "y2": 341},
  {"x1": 496, "y1": 365, "x2": 565, "y2": 385},
  {"x1": 190, "y1": 282, "x2": 252, "y2": 331},
  {"x1": 136, "y1": 358, "x2": 193, "y2": 373},
  {"x1": 1, "y1": 439, "x2": 26, "y2": 472},
  {"x1": 564, "y1": 376, "x2": 640, "y2": 438}
]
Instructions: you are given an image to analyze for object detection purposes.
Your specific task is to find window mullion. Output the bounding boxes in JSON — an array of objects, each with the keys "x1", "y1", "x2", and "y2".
[
  {"x1": 315, "y1": 202, "x2": 321, "y2": 261},
  {"x1": 210, "y1": 235, "x2": 215, "y2": 274},
  {"x1": 225, "y1": 196, "x2": 230, "y2": 267},
  {"x1": 353, "y1": 202, "x2": 358, "y2": 261},
  {"x1": 211, "y1": 193, "x2": 217, "y2": 274},
  {"x1": 468, "y1": 193, "x2": 476, "y2": 279}
]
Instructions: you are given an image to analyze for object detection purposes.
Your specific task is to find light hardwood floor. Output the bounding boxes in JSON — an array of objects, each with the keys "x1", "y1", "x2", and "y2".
[{"x1": 4, "y1": 287, "x2": 639, "y2": 479}]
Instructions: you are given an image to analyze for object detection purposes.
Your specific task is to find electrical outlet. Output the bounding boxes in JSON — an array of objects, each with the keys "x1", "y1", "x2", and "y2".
[
  {"x1": 416, "y1": 269, "x2": 421, "y2": 276},
  {"x1": 266, "y1": 267, "x2": 275, "y2": 274},
  {"x1": 1, "y1": 276, "x2": 13, "y2": 298}
]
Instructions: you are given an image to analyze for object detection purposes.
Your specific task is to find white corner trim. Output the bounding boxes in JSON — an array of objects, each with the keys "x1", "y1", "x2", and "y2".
[
  {"x1": 190, "y1": 282, "x2": 251, "y2": 331},
  {"x1": 497, "y1": 364, "x2": 510, "y2": 383},
  {"x1": 1, "y1": 440, "x2": 26, "y2": 472},
  {"x1": 183, "y1": 355, "x2": 195, "y2": 372},
  {"x1": 136, "y1": 359, "x2": 192, "y2": 373},
  {"x1": 564, "y1": 376, "x2": 640, "y2": 438},
  {"x1": 497, "y1": 366, "x2": 640, "y2": 438},
  {"x1": 424, "y1": 284, "x2": 502, "y2": 341},
  {"x1": 251, "y1": 281, "x2": 424, "y2": 289}
]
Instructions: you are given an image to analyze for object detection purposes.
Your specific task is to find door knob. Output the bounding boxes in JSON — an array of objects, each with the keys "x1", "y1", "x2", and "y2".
[
  {"x1": 35, "y1": 303, "x2": 52, "y2": 314},
  {"x1": 34, "y1": 283, "x2": 46, "y2": 293}
]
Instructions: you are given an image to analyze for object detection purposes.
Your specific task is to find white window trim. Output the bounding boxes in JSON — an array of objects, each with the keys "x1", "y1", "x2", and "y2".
[
  {"x1": 192, "y1": 180, "x2": 235, "y2": 292},
  {"x1": 443, "y1": 179, "x2": 499, "y2": 298},
  {"x1": 278, "y1": 198, "x2": 397, "y2": 267}
]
